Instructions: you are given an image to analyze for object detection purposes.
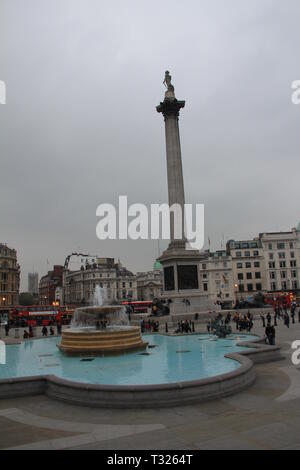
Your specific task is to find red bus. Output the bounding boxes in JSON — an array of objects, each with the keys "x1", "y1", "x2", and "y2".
[
  {"x1": 264, "y1": 292, "x2": 294, "y2": 310},
  {"x1": 9, "y1": 305, "x2": 73, "y2": 326},
  {"x1": 121, "y1": 301, "x2": 152, "y2": 314}
]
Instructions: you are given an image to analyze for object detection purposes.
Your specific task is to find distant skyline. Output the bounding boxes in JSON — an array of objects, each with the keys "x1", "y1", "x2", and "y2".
[{"x1": 0, "y1": 0, "x2": 299, "y2": 290}]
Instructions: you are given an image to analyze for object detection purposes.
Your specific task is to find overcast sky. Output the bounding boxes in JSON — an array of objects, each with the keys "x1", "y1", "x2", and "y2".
[{"x1": 0, "y1": 0, "x2": 299, "y2": 290}]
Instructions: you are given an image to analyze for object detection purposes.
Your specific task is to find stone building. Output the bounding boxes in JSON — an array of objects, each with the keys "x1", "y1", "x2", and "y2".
[
  {"x1": 137, "y1": 262, "x2": 163, "y2": 300},
  {"x1": 0, "y1": 243, "x2": 20, "y2": 313},
  {"x1": 39, "y1": 265, "x2": 63, "y2": 305},
  {"x1": 259, "y1": 226, "x2": 300, "y2": 294},
  {"x1": 226, "y1": 239, "x2": 266, "y2": 301},
  {"x1": 64, "y1": 258, "x2": 137, "y2": 305},
  {"x1": 200, "y1": 251, "x2": 235, "y2": 307}
]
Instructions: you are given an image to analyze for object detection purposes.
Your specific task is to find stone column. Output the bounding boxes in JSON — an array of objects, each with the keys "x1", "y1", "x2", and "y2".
[{"x1": 157, "y1": 96, "x2": 186, "y2": 250}]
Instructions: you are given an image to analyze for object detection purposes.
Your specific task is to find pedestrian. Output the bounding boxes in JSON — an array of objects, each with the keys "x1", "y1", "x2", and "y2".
[
  {"x1": 284, "y1": 312, "x2": 290, "y2": 329},
  {"x1": 42, "y1": 326, "x2": 48, "y2": 337},
  {"x1": 265, "y1": 322, "x2": 274, "y2": 345}
]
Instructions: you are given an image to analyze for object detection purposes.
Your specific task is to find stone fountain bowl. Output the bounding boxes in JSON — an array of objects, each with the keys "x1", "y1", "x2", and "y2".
[{"x1": 75, "y1": 305, "x2": 124, "y2": 317}]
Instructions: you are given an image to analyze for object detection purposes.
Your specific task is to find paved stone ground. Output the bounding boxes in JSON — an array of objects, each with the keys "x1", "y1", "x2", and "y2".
[{"x1": 0, "y1": 318, "x2": 300, "y2": 450}]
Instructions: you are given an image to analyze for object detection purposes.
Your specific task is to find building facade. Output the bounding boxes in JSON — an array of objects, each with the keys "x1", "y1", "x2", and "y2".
[
  {"x1": 64, "y1": 258, "x2": 137, "y2": 305},
  {"x1": 0, "y1": 243, "x2": 20, "y2": 313},
  {"x1": 39, "y1": 265, "x2": 63, "y2": 305},
  {"x1": 200, "y1": 251, "x2": 235, "y2": 307},
  {"x1": 137, "y1": 264, "x2": 163, "y2": 300},
  {"x1": 259, "y1": 227, "x2": 300, "y2": 294},
  {"x1": 226, "y1": 239, "x2": 266, "y2": 302}
]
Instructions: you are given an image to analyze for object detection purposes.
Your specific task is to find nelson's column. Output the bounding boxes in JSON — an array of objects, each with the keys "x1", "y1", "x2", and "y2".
[{"x1": 156, "y1": 71, "x2": 211, "y2": 313}]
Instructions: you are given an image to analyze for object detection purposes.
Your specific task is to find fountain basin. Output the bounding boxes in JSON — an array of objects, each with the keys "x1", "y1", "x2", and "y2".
[
  {"x1": 58, "y1": 326, "x2": 148, "y2": 355},
  {"x1": 58, "y1": 303, "x2": 147, "y2": 355}
]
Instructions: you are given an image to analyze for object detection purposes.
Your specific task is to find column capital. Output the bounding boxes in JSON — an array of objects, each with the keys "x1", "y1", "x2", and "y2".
[{"x1": 156, "y1": 99, "x2": 185, "y2": 118}]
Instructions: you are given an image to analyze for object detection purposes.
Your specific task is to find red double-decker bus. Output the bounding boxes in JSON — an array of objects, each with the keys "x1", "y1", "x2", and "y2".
[
  {"x1": 264, "y1": 292, "x2": 294, "y2": 310},
  {"x1": 9, "y1": 305, "x2": 73, "y2": 326}
]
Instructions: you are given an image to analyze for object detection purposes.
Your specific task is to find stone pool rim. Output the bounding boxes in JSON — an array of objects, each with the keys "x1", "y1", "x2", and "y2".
[{"x1": 0, "y1": 333, "x2": 282, "y2": 408}]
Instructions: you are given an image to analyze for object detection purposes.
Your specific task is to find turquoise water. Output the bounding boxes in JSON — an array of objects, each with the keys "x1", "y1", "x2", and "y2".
[{"x1": 0, "y1": 334, "x2": 257, "y2": 386}]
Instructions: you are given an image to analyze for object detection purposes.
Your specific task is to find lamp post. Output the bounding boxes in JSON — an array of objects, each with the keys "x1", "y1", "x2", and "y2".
[{"x1": 234, "y1": 283, "x2": 239, "y2": 307}]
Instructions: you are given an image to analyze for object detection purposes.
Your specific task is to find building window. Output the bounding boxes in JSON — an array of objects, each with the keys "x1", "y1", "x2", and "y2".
[
  {"x1": 279, "y1": 252, "x2": 285, "y2": 259},
  {"x1": 236, "y1": 252, "x2": 242, "y2": 257},
  {"x1": 255, "y1": 272, "x2": 261, "y2": 279},
  {"x1": 237, "y1": 263, "x2": 243, "y2": 269},
  {"x1": 254, "y1": 262, "x2": 260, "y2": 268},
  {"x1": 245, "y1": 251, "x2": 250, "y2": 257},
  {"x1": 277, "y1": 243, "x2": 285, "y2": 250},
  {"x1": 292, "y1": 271, "x2": 297, "y2": 278},
  {"x1": 247, "y1": 284, "x2": 253, "y2": 292},
  {"x1": 290, "y1": 260, "x2": 297, "y2": 267},
  {"x1": 281, "y1": 271, "x2": 287, "y2": 279},
  {"x1": 292, "y1": 281, "x2": 298, "y2": 289},
  {"x1": 202, "y1": 264, "x2": 207, "y2": 270},
  {"x1": 269, "y1": 262, "x2": 276, "y2": 269},
  {"x1": 271, "y1": 282, "x2": 277, "y2": 291},
  {"x1": 246, "y1": 273, "x2": 252, "y2": 280},
  {"x1": 203, "y1": 283, "x2": 208, "y2": 292},
  {"x1": 268, "y1": 243, "x2": 273, "y2": 250},
  {"x1": 269, "y1": 253, "x2": 274, "y2": 260},
  {"x1": 256, "y1": 283, "x2": 262, "y2": 291},
  {"x1": 238, "y1": 285, "x2": 244, "y2": 293},
  {"x1": 290, "y1": 243, "x2": 294, "y2": 249},
  {"x1": 245, "y1": 262, "x2": 251, "y2": 269},
  {"x1": 282, "y1": 281, "x2": 287, "y2": 290},
  {"x1": 238, "y1": 273, "x2": 244, "y2": 280},
  {"x1": 253, "y1": 251, "x2": 259, "y2": 256},
  {"x1": 291, "y1": 252, "x2": 295, "y2": 259},
  {"x1": 280, "y1": 261, "x2": 286, "y2": 268}
]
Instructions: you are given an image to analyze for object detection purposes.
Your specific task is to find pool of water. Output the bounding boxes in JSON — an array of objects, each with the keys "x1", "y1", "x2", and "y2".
[{"x1": 0, "y1": 334, "x2": 258, "y2": 386}]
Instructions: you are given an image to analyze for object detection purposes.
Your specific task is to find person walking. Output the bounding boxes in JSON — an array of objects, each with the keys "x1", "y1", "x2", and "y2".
[
  {"x1": 284, "y1": 312, "x2": 290, "y2": 329},
  {"x1": 265, "y1": 322, "x2": 274, "y2": 345}
]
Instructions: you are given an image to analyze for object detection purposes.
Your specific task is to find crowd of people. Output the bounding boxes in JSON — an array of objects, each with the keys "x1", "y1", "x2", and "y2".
[
  {"x1": 175, "y1": 320, "x2": 195, "y2": 334},
  {"x1": 2, "y1": 321, "x2": 63, "y2": 339},
  {"x1": 140, "y1": 319, "x2": 159, "y2": 333},
  {"x1": 259, "y1": 301, "x2": 300, "y2": 345}
]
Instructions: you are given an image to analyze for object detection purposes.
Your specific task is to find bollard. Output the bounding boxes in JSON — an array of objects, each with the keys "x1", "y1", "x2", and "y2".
[{"x1": 165, "y1": 322, "x2": 168, "y2": 333}]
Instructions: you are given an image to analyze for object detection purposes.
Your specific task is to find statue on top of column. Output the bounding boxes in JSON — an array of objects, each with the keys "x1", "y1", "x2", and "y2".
[{"x1": 163, "y1": 70, "x2": 175, "y2": 100}]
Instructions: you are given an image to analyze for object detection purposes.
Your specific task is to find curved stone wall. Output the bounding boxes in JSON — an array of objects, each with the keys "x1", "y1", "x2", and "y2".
[{"x1": 0, "y1": 338, "x2": 282, "y2": 408}]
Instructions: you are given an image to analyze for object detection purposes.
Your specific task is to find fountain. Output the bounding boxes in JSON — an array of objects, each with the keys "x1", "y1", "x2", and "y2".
[{"x1": 58, "y1": 286, "x2": 148, "y2": 355}]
